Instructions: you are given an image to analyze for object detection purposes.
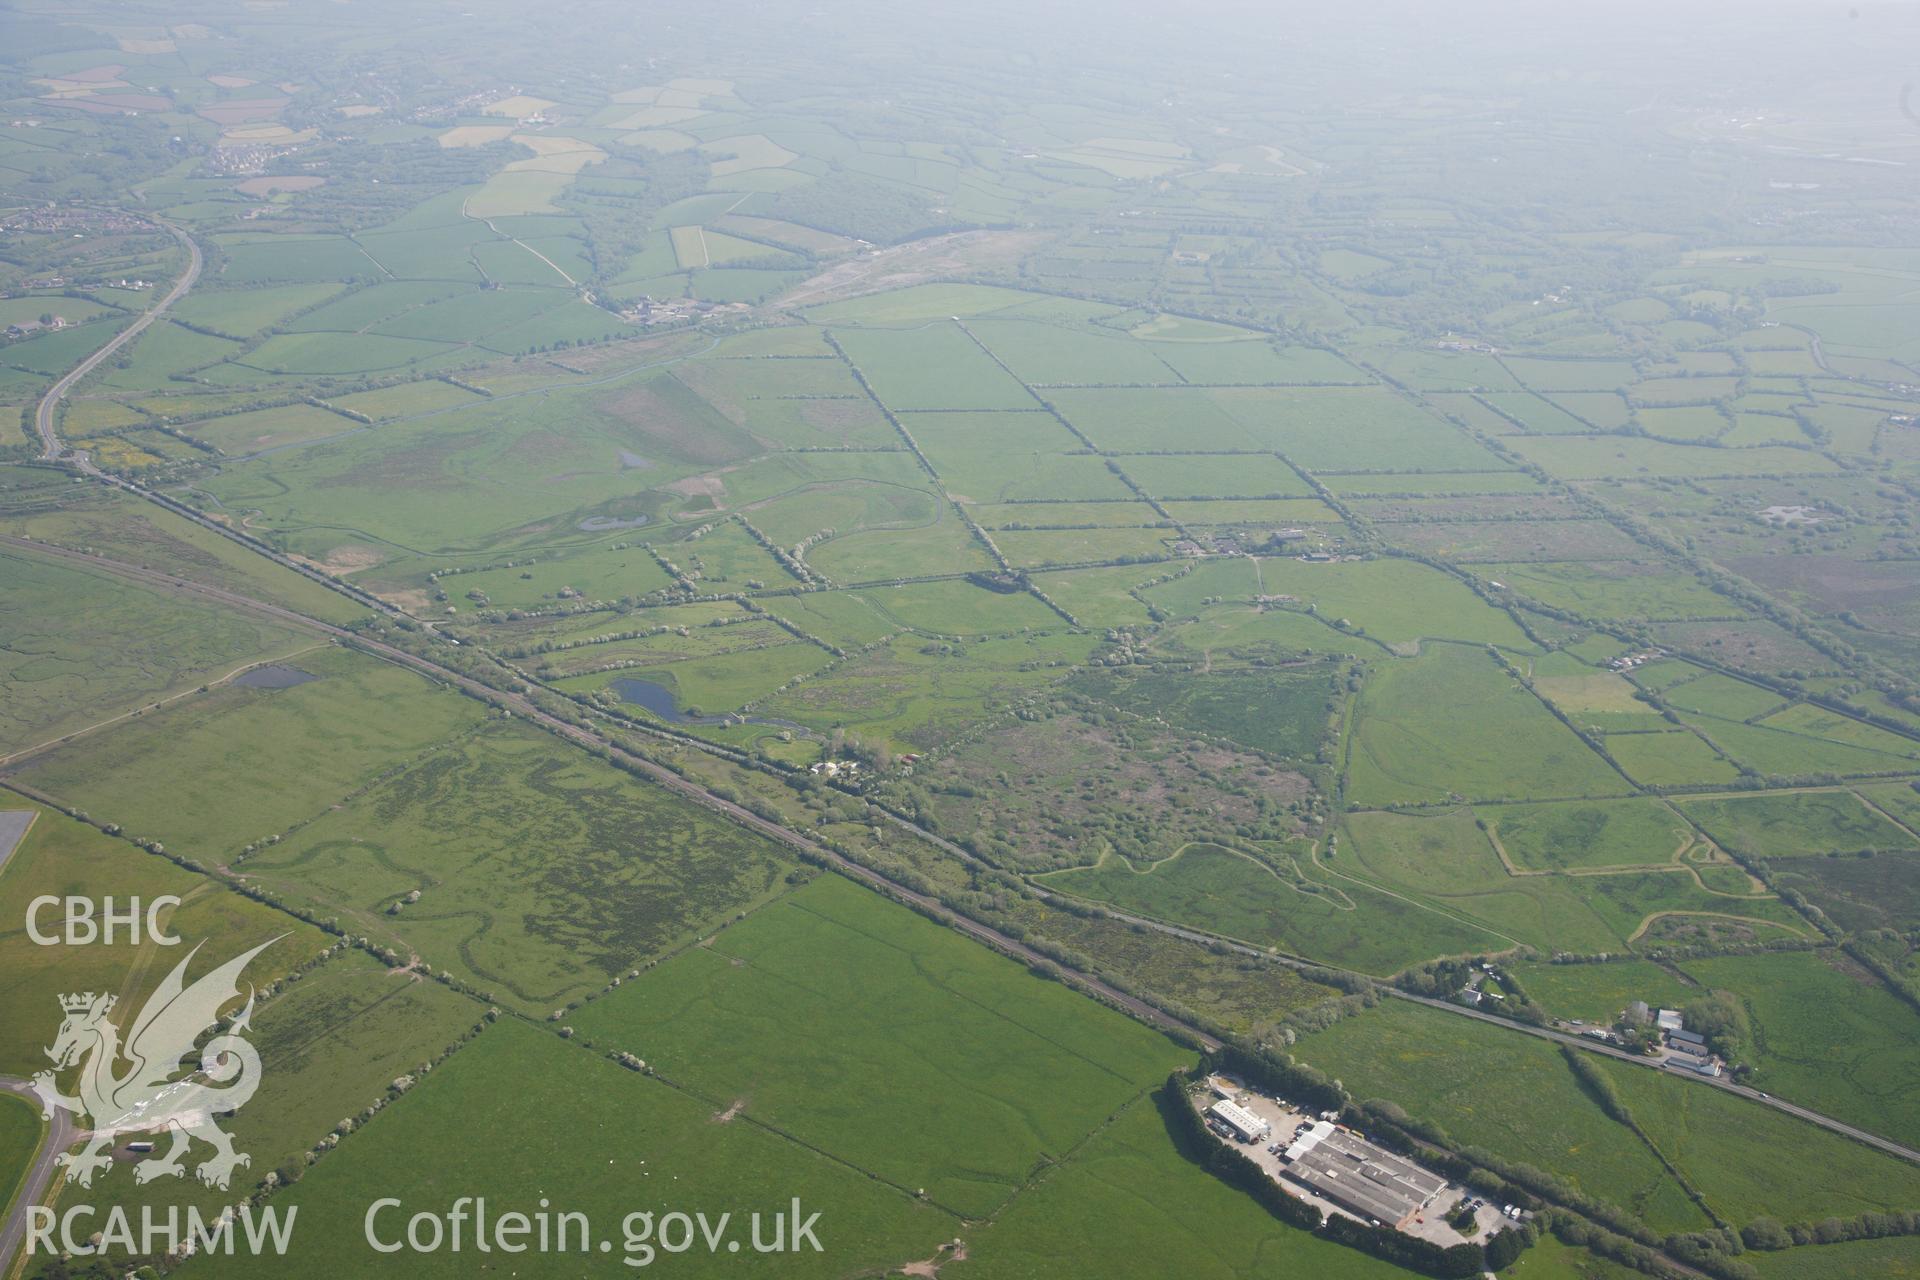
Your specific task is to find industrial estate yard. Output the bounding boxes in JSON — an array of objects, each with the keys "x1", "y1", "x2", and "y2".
[{"x1": 1199, "y1": 1075, "x2": 1481, "y2": 1249}]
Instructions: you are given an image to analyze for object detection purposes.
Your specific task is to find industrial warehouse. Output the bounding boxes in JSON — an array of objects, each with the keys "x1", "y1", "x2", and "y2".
[
  {"x1": 1195, "y1": 1077, "x2": 1480, "y2": 1249},
  {"x1": 1208, "y1": 1098, "x2": 1273, "y2": 1145},
  {"x1": 1278, "y1": 1120, "x2": 1450, "y2": 1228}
]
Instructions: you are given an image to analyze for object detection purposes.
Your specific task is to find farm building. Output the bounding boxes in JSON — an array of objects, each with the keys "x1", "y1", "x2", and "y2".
[
  {"x1": 1656, "y1": 1008, "x2": 1683, "y2": 1033},
  {"x1": 1208, "y1": 1099, "x2": 1272, "y2": 1144},
  {"x1": 808, "y1": 760, "x2": 860, "y2": 779}
]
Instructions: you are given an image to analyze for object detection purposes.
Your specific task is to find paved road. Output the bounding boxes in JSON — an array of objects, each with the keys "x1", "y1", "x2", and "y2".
[
  {"x1": 0, "y1": 1076, "x2": 77, "y2": 1278},
  {"x1": 34, "y1": 218, "x2": 202, "y2": 469},
  {"x1": 0, "y1": 536, "x2": 1222, "y2": 1060}
]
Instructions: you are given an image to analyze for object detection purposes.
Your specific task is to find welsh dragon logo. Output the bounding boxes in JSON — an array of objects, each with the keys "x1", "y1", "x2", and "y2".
[{"x1": 31, "y1": 937, "x2": 280, "y2": 1191}]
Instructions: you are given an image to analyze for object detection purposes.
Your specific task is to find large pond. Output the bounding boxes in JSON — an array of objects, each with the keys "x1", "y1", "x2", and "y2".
[
  {"x1": 609, "y1": 677, "x2": 807, "y2": 733},
  {"x1": 577, "y1": 514, "x2": 651, "y2": 532}
]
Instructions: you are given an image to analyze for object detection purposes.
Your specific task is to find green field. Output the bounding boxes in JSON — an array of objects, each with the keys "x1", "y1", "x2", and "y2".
[
  {"x1": 1678, "y1": 950, "x2": 1920, "y2": 1148},
  {"x1": 959, "y1": 1097, "x2": 1413, "y2": 1280},
  {"x1": 168, "y1": 282, "x2": 349, "y2": 336},
  {"x1": 1345, "y1": 646, "x2": 1627, "y2": 806},
  {"x1": 184, "y1": 403, "x2": 362, "y2": 454},
  {"x1": 834, "y1": 323, "x2": 1034, "y2": 411},
  {"x1": 1679, "y1": 790, "x2": 1920, "y2": 857},
  {"x1": 575, "y1": 874, "x2": 1187, "y2": 1217},
  {"x1": 15, "y1": 644, "x2": 488, "y2": 863},
  {"x1": 1684, "y1": 713, "x2": 1920, "y2": 779},
  {"x1": 1601, "y1": 1054, "x2": 1920, "y2": 1224},
  {"x1": 1070, "y1": 664, "x2": 1332, "y2": 759},
  {"x1": 1481, "y1": 561, "x2": 1733, "y2": 621},
  {"x1": 751, "y1": 630, "x2": 1094, "y2": 751},
  {"x1": 1505, "y1": 958, "x2": 1700, "y2": 1024},
  {"x1": 0, "y1": 488, "x2": 371, "y2": 625},
  {"x1": 1252, "y1": 557, "x2": 1535, "y2": 649},
  {"x1": 1747, "y1": 1238, "x2": 1920, "y2": 1279},
  {"x1": 1486, "y1": 798, "x2": 1695, "y2": 871},
  {"x1": 1335, "y1": 807, "x2": 1761, "y2": 956},
  {"x1": 210, "y1": 1018, "x2": 959, "y2": 1277},
  {"x1": 1212, "y1": 386, "x2": 1512, "y2": 471},
  {"x1": 1041, "y1": 840, "x2": 1506, "y2": 975},
  {"x1": 0, "y1": 1091, "x2": 43, "y2": 1221},
  {"x1": 84, "y1": 949, "x2": 490, "y2": 1227},
  {"x1": 1294, "y1": 1000, "x2": 1712, "y2": 1233},
  {"x1": 1501, "y1": 1236, "x2": 1644, "y2": 1280},
  {"x1": 0, "y1": 802, "x2": 329, "y2": 1075},
  {"x1": 1603, "y1": 729, "x2": 1744, "y2": 787},
  {"x1": 0, "y1": 545, "x2": 311, "y2": 757}
]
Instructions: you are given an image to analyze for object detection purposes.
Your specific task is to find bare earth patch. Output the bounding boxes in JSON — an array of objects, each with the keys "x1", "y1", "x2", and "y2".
[
  {"x1": 438, "y1": 124, "x2": 515, "y2": 148},
  {"x1": 899, "y1": 1241, "x2": 969, "y2": 1277},
  {"x1": 665, "y1": 473, "x2": 727, "y2": 499},
  {"x1": 774, "y1": 230, "x2": 1052, "y2": 310},
  {"x1": 290, "y1": 544, "x2": 386, "y2": 577}
]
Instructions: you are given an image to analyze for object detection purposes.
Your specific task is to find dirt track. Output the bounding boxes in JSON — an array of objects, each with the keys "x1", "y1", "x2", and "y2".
[{"x1": 774, "y1": 229, "x2": 1048, "y2": 310}]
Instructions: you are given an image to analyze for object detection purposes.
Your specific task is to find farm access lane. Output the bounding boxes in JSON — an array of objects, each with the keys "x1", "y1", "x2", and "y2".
[
  {"x1": 0, "y1": 536, "x2": 1221, "y2": 1059},
  {"x1": 33, "y1": 218, "x2": 203, "y2": 470}
]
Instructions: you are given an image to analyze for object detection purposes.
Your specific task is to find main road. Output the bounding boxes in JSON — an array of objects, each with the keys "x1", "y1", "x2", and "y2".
[
  {"x1": 0, "y1": 1077, "x2": 78, "y2": 1278},
  {"x1": 33, "y1": 217, "x2": 203, "y2": 469}
]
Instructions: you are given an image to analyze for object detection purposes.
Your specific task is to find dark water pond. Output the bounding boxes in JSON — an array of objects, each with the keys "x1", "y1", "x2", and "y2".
[
  {"x1": 577, "y1": 514, "x2": 651, "y2": 532},
  {"x1": 609, "y1": 677, "x2": 807, "y2": 733},
  {"x1": 234, "y1": 665, "x2": 319, "y2": 689}
]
